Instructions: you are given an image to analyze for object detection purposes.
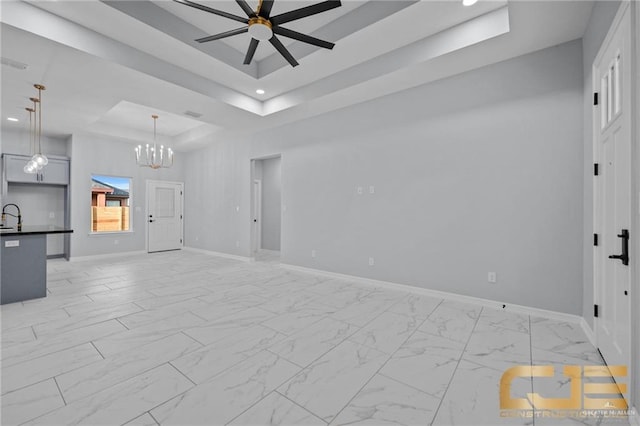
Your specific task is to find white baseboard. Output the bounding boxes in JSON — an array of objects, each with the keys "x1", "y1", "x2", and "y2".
[
  {"x1": 579, "y1": 317, "x2": 597, "y2": 347},
  {"x1": 183, "y1": 246, "x2": 252, "y2": 262},
  {"x1": 69, "y1": 250, "x2": 147, "y2": 262},
  {"x1": 280, "y1": 263, "x2": 583, "y2": 324}
]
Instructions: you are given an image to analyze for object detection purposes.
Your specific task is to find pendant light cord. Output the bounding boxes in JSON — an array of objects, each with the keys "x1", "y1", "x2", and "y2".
[{"x1": 37, "y1": 86, "x2": 42, "y2": 155}]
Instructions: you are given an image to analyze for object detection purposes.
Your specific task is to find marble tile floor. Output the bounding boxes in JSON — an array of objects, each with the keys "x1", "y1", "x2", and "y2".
[{"x1": 0, "y1": 251, "x2": 631, "y2": 426}]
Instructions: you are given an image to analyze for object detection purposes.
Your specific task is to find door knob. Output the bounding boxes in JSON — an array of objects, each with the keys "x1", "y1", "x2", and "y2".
[{"x1": 608, "y1": 229, "x2": 629, "y2": 266}]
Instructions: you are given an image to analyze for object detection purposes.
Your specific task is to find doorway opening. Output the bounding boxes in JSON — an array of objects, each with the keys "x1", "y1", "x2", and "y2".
[{"x1": 250, "y1": 156, "x2": 282, "y2": 263}]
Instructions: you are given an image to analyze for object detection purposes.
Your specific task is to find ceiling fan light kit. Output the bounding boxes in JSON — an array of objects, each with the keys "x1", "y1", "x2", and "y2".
[
  {"x1": 248, "y1": 16, "x2": 273, "y2": 41},
  {"x1": 173, "y1": 0, "x2": 341, "y2": 67}
]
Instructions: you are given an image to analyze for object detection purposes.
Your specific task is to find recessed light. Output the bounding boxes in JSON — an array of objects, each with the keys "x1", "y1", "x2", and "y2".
[
  {"x1": 7, "y1": 117, "x2": 19, "y2": 122},
  {"x1": 256, "y1": 89, "x2": 265, "y2": 95},
  {"x1": 463, "y1": 0, "x2": 478, "y2": 5}
]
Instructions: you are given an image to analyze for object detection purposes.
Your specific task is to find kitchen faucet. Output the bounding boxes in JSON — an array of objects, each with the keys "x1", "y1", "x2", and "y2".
[{"x1": 1, "y1": 204, "x2": 22, "y2": 231}]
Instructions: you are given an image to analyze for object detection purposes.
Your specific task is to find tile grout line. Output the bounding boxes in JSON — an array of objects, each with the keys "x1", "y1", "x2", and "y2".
[
  {"x1": 90, "y1": 340, "x2": 107, "y2": 360},
  {"x1": 167, "y1": 361, "x2": 198, "y2": 387},
  {"x1": 377, "y1": 370, "x2": 442, "y2": 397},
  {"x1": 147, "y1": 410, "x2": 161, "y2": 426},
  {"x1": 276, "y1": 389, "x2": 330, "y2": 425},
  {"x1": 327, "y1": 312, "x2": 433, "y2": 424},
  {"x1": 115, "y1": 317, "x2": 131, "y2": 331},
  {"x1": 529, "y1": 315, "x2": 536, "y2": 426},
  {"x1": 53, "y1": 376, "x2": 68, "y2": 406},
  {"x1": 3, "y1": 340, "x2": 100, "y2": 370},
  {"x1": 428, "y1": 306, "x2": 484, "y2": 425},
  {"x1": 222, "y1": 351, "x2": 311, "y2": 426}
]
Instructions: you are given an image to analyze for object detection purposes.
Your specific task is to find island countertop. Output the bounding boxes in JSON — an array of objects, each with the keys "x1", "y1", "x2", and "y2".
[{"x1": 0, "y1": 226, "x2": 74, "y2": 236}]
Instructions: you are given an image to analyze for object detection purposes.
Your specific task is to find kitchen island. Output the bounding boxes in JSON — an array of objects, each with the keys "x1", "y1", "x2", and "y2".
[{"x1": 0, "y1": 226, "x2": 73, "y2": 304}]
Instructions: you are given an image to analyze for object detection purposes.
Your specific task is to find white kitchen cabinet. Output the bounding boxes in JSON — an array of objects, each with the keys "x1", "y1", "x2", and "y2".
[{"x1": 2, "y1": 154, "x2": 69, "y2": 185}]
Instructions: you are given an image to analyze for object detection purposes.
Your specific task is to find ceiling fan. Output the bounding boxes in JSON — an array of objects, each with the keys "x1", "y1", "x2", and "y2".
[{"x1": 173, "y1": 0, "x2": 342, "y2": 67}]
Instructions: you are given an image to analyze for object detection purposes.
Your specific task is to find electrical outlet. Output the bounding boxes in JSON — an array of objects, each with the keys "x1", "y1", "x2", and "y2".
[
  {"x1": 488, "y1": 272, "x2": 497, "y2": 283},
  {"x1": 369, "y1": 186, "x2": 375, "y2": 194},
  {"x1": 369, "y1": 257, "x2": 375, "y2": 266},
  {"x1": 356, "y1": 186, "x2": 363, "y2": 195},
  {"x1": 49, "y1": 212, "x2": 55, "y2": 219},
  {"x1": 311, "y1": 249, "x2": 316, "y2": 258}
]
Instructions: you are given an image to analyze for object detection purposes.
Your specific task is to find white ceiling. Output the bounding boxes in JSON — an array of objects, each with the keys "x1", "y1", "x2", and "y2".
[{"x1": 0, "y1": 0, "x2": 594, "y2": 150}]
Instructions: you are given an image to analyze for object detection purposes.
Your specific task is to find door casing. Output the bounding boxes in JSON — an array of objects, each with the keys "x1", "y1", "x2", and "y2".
[{"x1": 592, "y1": 0, "x2": 636, "y2": 406}]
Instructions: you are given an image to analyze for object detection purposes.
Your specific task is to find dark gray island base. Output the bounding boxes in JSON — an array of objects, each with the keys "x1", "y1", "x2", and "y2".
[{"x1": 0, "y1": 226, "x2": 73, "y2": 305}]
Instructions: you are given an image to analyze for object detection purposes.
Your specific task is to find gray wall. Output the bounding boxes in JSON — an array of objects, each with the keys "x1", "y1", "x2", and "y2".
[
  {"x1": 580, "y1": 1, "x2": 621, "y2": 329},
  {"x1": 260, "y1": 157, "x2": 281, "y2": 251},
  {"x1": 1, "y1": 128, "x2": 69, "y2": 157},
  {"x1": 184, "y1": 40, "x2": 585, "y2": 315},
  {"x1": 69, "y1": 132, "x2": 184, "y2": 257}
]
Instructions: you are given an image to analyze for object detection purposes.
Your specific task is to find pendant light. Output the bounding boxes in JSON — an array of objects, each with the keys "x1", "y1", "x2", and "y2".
[
  {"x1": 23, "y1": 99, "x2": 39, "y2": 174},
  {"x1": 23, "y1": 84, "x2": 48, "y2": 173},
  {"x1": 31, "y1": 84, "x2": 48, "y2": 168}
]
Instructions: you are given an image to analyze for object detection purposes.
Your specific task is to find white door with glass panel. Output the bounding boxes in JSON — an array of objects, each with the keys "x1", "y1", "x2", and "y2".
[
  {"x1": 593, "y1": 3, "x2": 631, "y2": 380},
  {"x1": 147, "y1": 180, "x2": 183, "y2": 253}
]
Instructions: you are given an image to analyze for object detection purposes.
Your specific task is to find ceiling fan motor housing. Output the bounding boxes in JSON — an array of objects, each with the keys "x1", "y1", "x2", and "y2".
[{"x1": 248, "y1": 17, "x2": 273, "y2": 41}]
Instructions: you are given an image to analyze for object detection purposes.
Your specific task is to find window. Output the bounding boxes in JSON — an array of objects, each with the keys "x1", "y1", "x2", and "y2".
[{"x1": 91, "y1": 174, "x2": 132, "y2": 233}]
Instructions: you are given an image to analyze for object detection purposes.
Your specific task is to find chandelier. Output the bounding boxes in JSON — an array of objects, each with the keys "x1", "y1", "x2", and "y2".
[
  {"x1": 24, "y1": 84, "x2": 48, "y2": 174},
  {"x1": 135, "y1": 114, "x2": 174, "y2": 169}
]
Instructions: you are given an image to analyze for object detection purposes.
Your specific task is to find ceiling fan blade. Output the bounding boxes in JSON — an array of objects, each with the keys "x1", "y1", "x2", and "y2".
[
  {"x1": 270, "y1": 1, "x2": 341, "y2": 26},
  {"x1": 195, "y1": 27, "x2": 248, "y2": 43},
  {"x1": 235, "y1": 0, "x2": 256, "y2": 17},
  {"x1": 172, "y1": 0, "x2": 249, "y2": 24},
  {"x1": 259, "y1": 0, "x2": 275, "y2": 18},
  {"x1": 244, "y1": 38, "x2": 260, "y2": 64},
  {"x1": 272, "y1": 27, "x2": 334, "y2": 49},
  {"x1": 269, "y1": 35, "x2": 299, "y2": 67}
]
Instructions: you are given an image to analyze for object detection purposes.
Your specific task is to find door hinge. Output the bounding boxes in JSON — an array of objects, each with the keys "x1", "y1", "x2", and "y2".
[
  {"x1": 594, "y1": 304, "x2": 599, "y2": 318},
  {"x1": 594, "y1": 233, "x2": 598, "y2": 246},
  {"x1": 180, "y1": 239, "x2": 183, "y2": 244},
  {"x1": 180, "y1": 191, "x2": 183, "y2": 196},
  {"x1": 180, "y1": 214, "x2": 183, "y2": 219},
  {"x1": 594, "y1": 163, "x2": 599, "y2": 176},
  {"x1": 593, "y1": 92, "x2": 598, "y2": 106}
]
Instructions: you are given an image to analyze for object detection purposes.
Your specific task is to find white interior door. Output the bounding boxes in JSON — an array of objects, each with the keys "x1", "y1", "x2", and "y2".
[
  {"x1": 252, "y1": 179, "x2": 262, "y2": 253},
  {"x1": 594, "y1": 4, "x2": 631, "y2": 380},
  {"x1": 147, "y1": 180, "x2": 183, "y2": 253}
]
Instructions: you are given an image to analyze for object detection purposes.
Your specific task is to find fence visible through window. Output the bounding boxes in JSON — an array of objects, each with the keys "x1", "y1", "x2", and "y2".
[{"x1": 90, "y1": 174, "x2": 132, "y2": 232}]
